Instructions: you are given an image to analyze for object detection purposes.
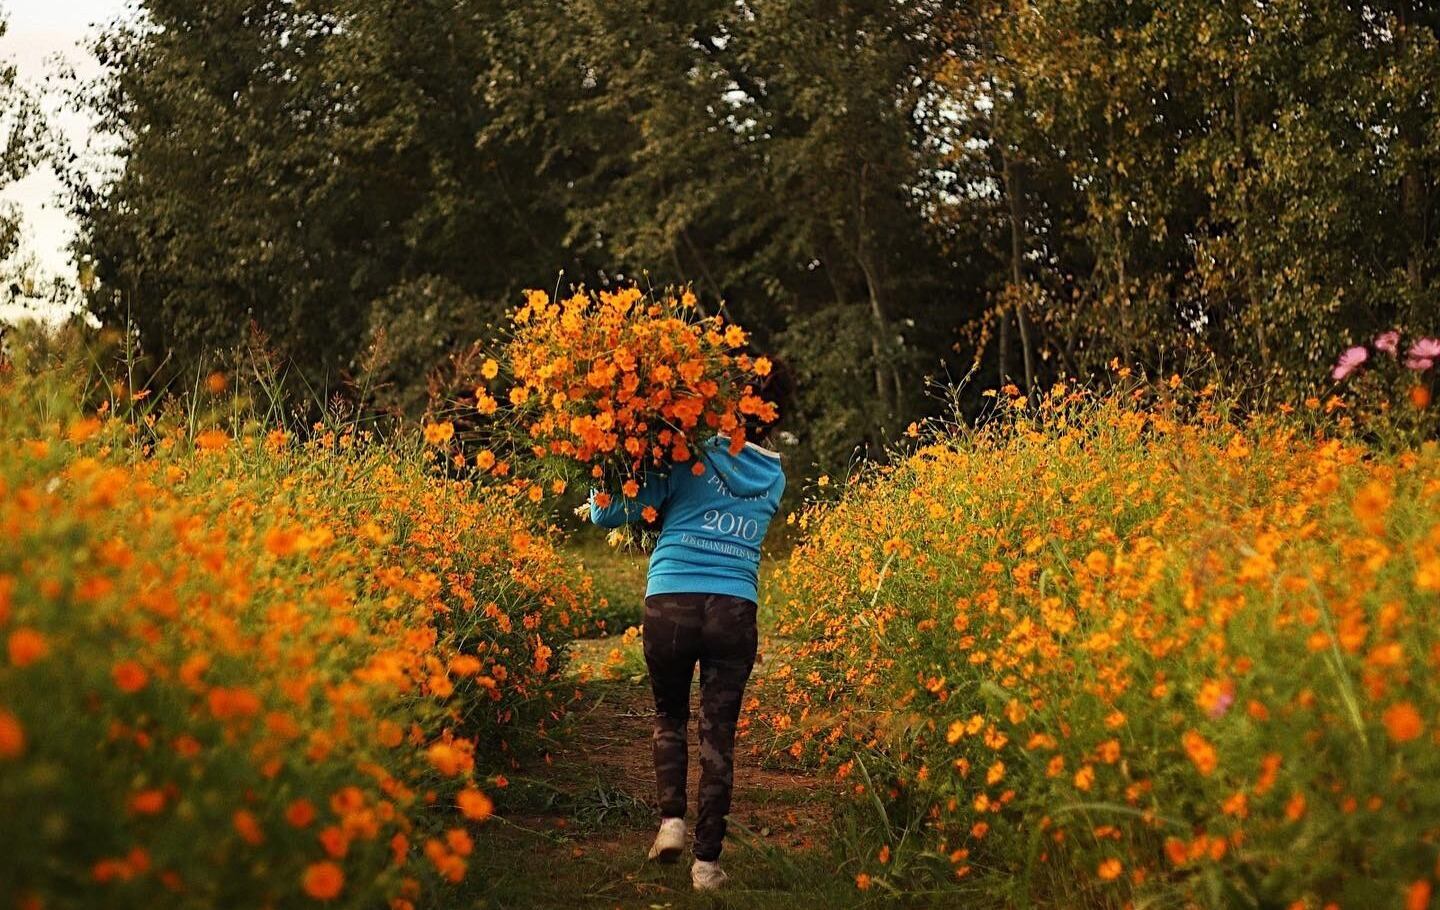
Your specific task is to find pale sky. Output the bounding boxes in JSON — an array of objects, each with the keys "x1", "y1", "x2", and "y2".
[{"x1": 1, "y1": 0, "x2": 129, "y2": 276}]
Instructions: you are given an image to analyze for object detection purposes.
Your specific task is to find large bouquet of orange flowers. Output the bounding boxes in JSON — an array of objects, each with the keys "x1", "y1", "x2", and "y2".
[{"x1": 472, "y1": 286, "x2": 777, "y2": 505}]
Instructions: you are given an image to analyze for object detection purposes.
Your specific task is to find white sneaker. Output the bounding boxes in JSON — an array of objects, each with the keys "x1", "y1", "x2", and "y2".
[
  {"x1": 647, "y1": 817, "x2": 686, "y2": 863},
  {"x1": 691, "y1": 859, "x2": 728, "y2": 891}
]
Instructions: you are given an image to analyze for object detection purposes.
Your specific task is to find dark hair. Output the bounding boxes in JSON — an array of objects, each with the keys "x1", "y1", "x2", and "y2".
[{"x1": 743, "y1": 352, "x2": 793, "y2": 442}]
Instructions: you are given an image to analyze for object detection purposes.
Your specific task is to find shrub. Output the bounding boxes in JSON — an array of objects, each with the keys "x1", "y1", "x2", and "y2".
[
  {"x1": 0, "y1": 348, "x2": 593, "y2": 909},
  {"x1": 759, "y1": 384, "x2": 1440, "y2": 907}
]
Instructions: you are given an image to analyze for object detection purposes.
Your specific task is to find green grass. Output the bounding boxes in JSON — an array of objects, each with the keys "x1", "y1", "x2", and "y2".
[
  {"x1": 569, "y1": 529, "x2": 650, "y2": 635},
  {"x1": 463, "y1": 825, "x2": 959, "y2": 910}
]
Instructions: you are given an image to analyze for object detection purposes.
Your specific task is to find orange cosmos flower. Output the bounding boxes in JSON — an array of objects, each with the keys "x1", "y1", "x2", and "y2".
[
  {"x1": 1351, "y1": 480, "x2": 1393, "y2": 534},
  {"x1": 1182, "y1": 729, "x2": 1218, "y2": 776},
  {"x1": 426, "y1": 741, "x2": 473, "y2": 776},
  {"x1": 194, "y1": 428, "x2": 230, "y2": 452},
  {"x1": 66, "y1": 416, "x2": 103, "y2": 443},
  {"x1": 319, "y1": 826, "x2": 350, "y2": 859},
  {"x1": 445, "y1": 828, "x2": 474, "y2": 856},
  {"x1": 0, "y1": 708, "x2": 25, "y2": 758},
  {"x1": 1406, "y1": 880, "x2": 1432, "y2": 910},
  {"x1": 1164, "y1": 837, "x2": 1188, "y2": 866},
  {"x1": 264, "y1": 525, "x2": 302, "y2": 558},
  {"x1": 1084, "y1": 550, "x2": 1110, "y2": 576},
  {"x1": 1284, "y1": 792, "x2": 1307, "y2": 822},
  {"x1": 1097, "y1": 858, "x2": 1123, "y2": 881},
  {"x1": 302, "y1": 861, "x2": 344, "y2": 900},
  {"x1": 112, "y1": 660, "x2": 149, "y2": 694},
  {"x1": 423, "y1": 422, "x2": 454, "y2": 447},
  {"x1": 129, "y1": 789, "x2": 167, "y2": 815},
  {"x1": 7, "y1": 628, "x2": 47, "y2": 667},
  {"x1": 233, "y1": 809, "x2": 265, "y2": 845},
  {"x1": 449, "y1": 655, "x2": 482, "y2": 677},
  {"x1": 1383, "y1": 701, "x2": 1424, "y2": 743},
  {"x1": 286, "y1": 799, "x2": 317, "y2": 828},
  {"x1": 457, "y1": 788, "x2": 494, "y2": 821},
  {"x1": 390, "y1": 832, "x2": 410, "y2": 866}
]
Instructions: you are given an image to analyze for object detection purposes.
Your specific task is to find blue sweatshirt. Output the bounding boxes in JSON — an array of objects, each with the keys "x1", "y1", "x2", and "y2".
[{"x1": 589, "y1": 435, "x2": 785, "y2": 603}]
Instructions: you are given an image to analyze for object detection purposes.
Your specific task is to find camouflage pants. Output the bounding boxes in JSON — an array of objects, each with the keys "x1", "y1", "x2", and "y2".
[{"x1": 642, "y1": 592, "x2": 758, "y2": 862}]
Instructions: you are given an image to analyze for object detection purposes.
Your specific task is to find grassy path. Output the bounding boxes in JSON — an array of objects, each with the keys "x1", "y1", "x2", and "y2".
[{"x1": 469, "y1": 632, "x2": 859, "y2": 909}]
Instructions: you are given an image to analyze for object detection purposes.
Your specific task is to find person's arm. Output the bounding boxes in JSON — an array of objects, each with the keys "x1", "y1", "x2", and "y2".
[{"x1": 589, "y1": 470, "x2": 670, "y2": 529}]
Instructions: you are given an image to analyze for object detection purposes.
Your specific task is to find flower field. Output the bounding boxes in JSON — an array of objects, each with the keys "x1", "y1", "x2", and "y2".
[
  {"x1": 0, "y1": 348, "x2": 594, "y2": 908},
  {"x1": 759, "y1": 386, "x2": 1440, "y2": 908}
]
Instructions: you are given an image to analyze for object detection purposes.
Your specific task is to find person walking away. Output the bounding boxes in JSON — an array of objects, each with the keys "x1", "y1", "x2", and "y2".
[{"x1": 587, "y1": 363, "x2": 789, "y2": 891}]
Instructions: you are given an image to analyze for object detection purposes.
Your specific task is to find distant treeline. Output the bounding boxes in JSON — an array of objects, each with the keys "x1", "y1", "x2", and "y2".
[{"x1": 73, "y1": 1, "x2": 1440, "y2": 470}]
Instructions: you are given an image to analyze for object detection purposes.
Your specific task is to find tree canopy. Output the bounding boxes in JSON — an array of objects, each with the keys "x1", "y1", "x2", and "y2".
[{"x1": 77, "y1": 0, "x2": 1440, "y2": 468}]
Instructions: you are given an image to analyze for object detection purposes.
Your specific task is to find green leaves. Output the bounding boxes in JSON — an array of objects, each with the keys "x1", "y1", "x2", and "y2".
[
  {"x1": 80, "y1": 1, "x2": 575, "y2": 409},
  {"x1": 74, "y1": 0, "x2": 1440, "y2": 463},
  {"x1": 933, "y1": 0, "x2": 1440, "y2": 397}
]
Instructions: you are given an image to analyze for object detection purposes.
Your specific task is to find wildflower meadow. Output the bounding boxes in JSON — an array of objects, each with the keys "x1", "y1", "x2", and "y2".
[
  {"x1": 757, "y1": 381, "x2": 1440, "y2": 908},
  {"x1": 0, "y1": 340, "x2": 594, "y2": 909},
  {"x1": 6, "y1": 0, "x2": 1440, "y2": 903}
]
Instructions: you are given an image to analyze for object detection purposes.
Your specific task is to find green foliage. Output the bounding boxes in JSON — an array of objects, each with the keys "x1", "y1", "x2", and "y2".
[
  {"x1": 0, "y1": 13, "x2": 41, "y2": 265},
  {"x1": 80, "y1": 0, "x2": 576, "y2": 408},
  {"x1": 72, "y1": 0, "x2": 1440, "y2": 471},
  {"x1": 483, "y1": 0, "x2": 974, "y2": 466},
  {"x1": 932, "y1": 0, "x2": 1440, "y2": 395},
  {"x1": 363, "y1": 276, "x2": 498, "y2": 418}
]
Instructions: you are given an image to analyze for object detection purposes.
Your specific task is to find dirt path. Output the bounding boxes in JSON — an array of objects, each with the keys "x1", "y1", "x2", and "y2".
[{"x1": 470, "y1": 636, "x2": 850, "y2": 909}]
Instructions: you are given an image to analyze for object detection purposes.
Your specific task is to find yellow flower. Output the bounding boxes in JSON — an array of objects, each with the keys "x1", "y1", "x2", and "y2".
[{"x1": 423, "y1": 422, "x2": 454, "y2": 446}]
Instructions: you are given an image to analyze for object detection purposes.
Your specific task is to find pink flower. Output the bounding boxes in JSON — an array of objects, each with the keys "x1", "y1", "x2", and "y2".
[
  {"x1": 1331, "y1": 345, "x2": 1368, "y2": 381},
  {"x1": 1207, "y1": 690, "x2": 1235, "y2": 720},
  {"x1": 1411, "y1": 337, "x2": 1440, "y2": 358},
  {"x1": 1374, "y1": 330, "x2": 1400, "y2": 356},
  {"x1": 1405, "y1": 337, "x2": 1439, "y2": 372}
]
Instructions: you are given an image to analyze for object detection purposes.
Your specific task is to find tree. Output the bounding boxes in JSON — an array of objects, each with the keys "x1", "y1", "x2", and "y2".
[
  {"x1": 927, "y1": 0, "x2": 1440, "y2": 393},
  {"x1": 0, "y1": 12, "x2": 41, "y2": 264},
  {"x1": 79, "y1": 0, "x2": 580, "y2": 403},
  {"x1": 485, "y1": 0, "x2": 980, "y2": 464}
]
